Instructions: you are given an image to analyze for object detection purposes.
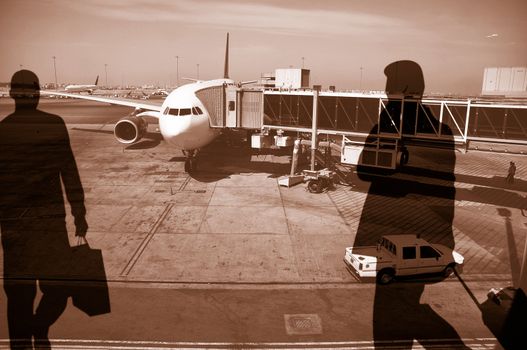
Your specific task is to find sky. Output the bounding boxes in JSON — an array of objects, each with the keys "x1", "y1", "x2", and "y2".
[{"x1": 0, "y1": 0, "x2": 526, "y2": 95}]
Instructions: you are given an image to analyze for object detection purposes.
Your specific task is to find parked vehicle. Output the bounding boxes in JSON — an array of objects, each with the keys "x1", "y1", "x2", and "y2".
[{"x1": 344, "y1": 234, "x2": 464, "y2": 284}]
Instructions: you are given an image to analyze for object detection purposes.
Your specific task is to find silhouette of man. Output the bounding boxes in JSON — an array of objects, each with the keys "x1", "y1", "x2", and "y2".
[
  {"x1": 0, "y1": 70, "x2": 88, "y2": 349},
  {"x1": 506, "y1": 161, "x2": 516, "y2": 184},
  {"x1": 354, "y1": 61, "x2": 466, "y2": 348}
]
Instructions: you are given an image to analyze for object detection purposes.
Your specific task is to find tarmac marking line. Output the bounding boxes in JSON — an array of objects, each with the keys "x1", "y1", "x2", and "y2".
[
  {"x1": 177, "y1": 175, "x2": 192, "y2": 192},
  {"x1": 119, "y1": 203, "x2": 174, "y2": 276},
  {"x1": 195, "y1": 181, "x2": 217, "y2": 233}
]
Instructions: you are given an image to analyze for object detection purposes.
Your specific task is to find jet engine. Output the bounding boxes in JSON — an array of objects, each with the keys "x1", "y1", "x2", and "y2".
[{"x1": 114, "y1": 115, "x2": 148, "y2": 144}]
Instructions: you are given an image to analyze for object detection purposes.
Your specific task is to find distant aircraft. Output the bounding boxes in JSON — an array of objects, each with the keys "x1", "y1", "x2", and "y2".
[
  {"x1": 141, "y1": 89, "x2": 169, "y2": 100},
  {"x1": 44, "y1": 34, "x2": 234, "y2": 172},
  {"x1": 64, "y1": 76, "x2": 99, "y2": 94}
]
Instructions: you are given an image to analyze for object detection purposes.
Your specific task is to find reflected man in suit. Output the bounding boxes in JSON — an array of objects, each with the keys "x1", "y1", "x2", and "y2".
[
  {"x1": 354, "y1": 61, "x2": 467, "y2": 348},
  {"x1": 0, "y1": 70, "x2": 88, "y2": 349}
]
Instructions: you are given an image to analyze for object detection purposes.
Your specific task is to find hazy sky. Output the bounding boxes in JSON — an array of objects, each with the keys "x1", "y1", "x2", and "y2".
[{"x1": 1, "y1": 0, "x2": 526, "y2": 94}]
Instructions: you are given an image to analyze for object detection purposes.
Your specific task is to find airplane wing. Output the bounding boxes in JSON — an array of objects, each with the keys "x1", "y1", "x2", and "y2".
[{"x1": 41, "y1": 90, "x2": 164, "y2": 114}]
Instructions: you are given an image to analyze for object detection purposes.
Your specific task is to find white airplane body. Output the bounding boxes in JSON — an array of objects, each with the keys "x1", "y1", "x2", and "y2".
[
  {"x1": 64, "y1": 76, "x2": 99, "y2": 94},
  {"x1": 43, "y1": 34, "x2": 234, "y2": 172},
  {"x1": 158, "y1": 79, "x2": 231, "y2": 150}
]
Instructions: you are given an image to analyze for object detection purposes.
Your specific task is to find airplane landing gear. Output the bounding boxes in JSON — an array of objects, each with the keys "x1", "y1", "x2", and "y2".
[
  {"x1": 184, "y1": 158, "x2": 198, "y2": 172},
  {"x1": 183, "y1": 150, "x2": 199, "y2": 173}
]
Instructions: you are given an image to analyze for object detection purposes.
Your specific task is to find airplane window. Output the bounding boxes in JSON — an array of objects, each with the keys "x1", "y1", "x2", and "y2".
[
  {"x1": 168, "y1": 109, "x2": 179, "y2": 116},
  {"x1": 192, "y1": 107, "x2": 204, "y2": 115},
  {"x1": 179, "y1": 108, "x2": 192, "y2": 116},
  {"x1": 164, "y1": 107, "x2": 170, "y2": 115}
]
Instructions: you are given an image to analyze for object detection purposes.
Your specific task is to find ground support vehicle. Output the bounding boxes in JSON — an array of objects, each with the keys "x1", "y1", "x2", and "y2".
[{"x1": 344, "y1": 234, "x2": 464, "y2": 284}]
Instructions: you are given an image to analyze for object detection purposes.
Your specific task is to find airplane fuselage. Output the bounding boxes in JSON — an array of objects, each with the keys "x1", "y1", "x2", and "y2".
[{"x1": 64, "y1": 84, "x2": 97, "y2": 93}]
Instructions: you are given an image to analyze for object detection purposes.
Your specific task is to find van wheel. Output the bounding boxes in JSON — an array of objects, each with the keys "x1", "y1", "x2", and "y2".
[
  {"x1": 443, "y1": 264, "x2": 456, "y2": 278},
  {"x1": 402, "y1": 149, "x2": 409, "y2": 165},
  {"x1": 377, "y1": 269, "x2": 395, "y2": 284}
]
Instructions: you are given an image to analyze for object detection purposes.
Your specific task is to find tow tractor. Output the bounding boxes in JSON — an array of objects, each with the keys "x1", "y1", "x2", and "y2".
[{"x1": 302, "y1": 169, "x2": 336, "y2": 193}]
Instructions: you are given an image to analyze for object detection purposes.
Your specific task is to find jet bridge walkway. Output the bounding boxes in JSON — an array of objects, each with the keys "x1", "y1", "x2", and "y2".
[{"x1": 196, "y1": 84, "x2": 527, "y2": 170}]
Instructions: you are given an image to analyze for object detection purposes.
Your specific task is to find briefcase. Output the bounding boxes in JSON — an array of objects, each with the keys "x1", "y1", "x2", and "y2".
[{"x1": 69, "y1": 237, "x2": 111, "y2": 316}]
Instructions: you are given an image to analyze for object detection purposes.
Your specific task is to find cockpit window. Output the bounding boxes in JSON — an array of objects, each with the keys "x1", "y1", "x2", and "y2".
[
  {"x1": 179, "y1": 108, "x2": 192, "y2": 116},
  {"x1": 165, "y1": 107, "x2": 200, "y2": 116}
]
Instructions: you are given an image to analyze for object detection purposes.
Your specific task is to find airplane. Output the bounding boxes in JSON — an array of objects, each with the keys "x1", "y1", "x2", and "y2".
[
  {"x1": 64, "y1": 75, "x2": 99, "y2": 94},
  {"x1": 43, "y1": 34, "x2": 234, "y2": 172},
  {"x1": 141, "y1": 89, "x2": 170, "y2": 99}
]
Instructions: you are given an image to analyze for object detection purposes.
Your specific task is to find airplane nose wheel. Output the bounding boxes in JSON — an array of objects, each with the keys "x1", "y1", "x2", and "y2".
[
  {"x1": 183, "y1": 150, "x2": 199, "y2": 173},
  {"x1": 184, "y1": 158, "x2": 198, "y2": 173}
]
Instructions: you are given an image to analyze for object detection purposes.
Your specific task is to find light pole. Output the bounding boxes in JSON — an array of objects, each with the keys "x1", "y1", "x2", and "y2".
[
  {"x1": 301, "y1": 57, "x2": 305, "y2": 69},
  {"x1": 104, "y1": 63, "x2": 108, "y2": 87},
  {"x1": 52, "y1": 56, "x2": 58, "y2": 89},
  {"x1": 359, "y1": 66, "x2": 363, "y2": 91},
  {"x1": 175, "y1": 56, "x2": 180, "y2": 87},
  {"x1": 197, "y1": 63, "x2": 200, "y2": 80}
]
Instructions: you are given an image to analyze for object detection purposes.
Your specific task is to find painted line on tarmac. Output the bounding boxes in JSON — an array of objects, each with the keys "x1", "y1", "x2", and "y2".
[
  {"x1": 119, "y1": 203, "x2": 173, "y2": 276},
  {"x1": 0, "y1": 338, "x2": 500, "y2": 349}
]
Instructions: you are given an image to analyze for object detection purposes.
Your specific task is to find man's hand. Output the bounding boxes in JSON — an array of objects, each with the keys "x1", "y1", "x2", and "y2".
[{"x1": 75, "y1": 217, "x2": 88, "y2": 237}]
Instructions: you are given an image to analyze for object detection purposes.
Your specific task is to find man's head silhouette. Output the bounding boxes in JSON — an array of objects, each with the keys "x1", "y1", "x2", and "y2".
[
  {"x1": 384, "y1": 60, "x2": 424, "y2": 98},
  {"x1": 9, "y1": 69, "x2": 40, "y2": 109}
]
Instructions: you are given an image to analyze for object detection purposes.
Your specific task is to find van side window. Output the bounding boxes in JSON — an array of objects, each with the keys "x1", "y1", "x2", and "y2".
[
  {"x1": 402, "y1": 246, "x2": 416, "y2": 260},
  {"x1": 382, "y1": 239, "x2": 396, "y2": 255},
  {"x1": 420, "y1": 246, "x2": 440, "y2": 259}
]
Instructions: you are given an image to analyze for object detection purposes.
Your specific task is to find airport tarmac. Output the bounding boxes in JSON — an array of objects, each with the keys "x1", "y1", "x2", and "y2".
[{"x1": 0, "y1": 98, "x2": 526, "y2": 348}]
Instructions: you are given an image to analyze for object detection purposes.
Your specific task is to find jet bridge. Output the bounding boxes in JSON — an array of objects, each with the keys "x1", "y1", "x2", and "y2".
[
  {"x1": 196, "y1": 85, "x2": 263, "y2": 129},
  {"x1": 196, "y1": 84, "x2": 527, "y2": 169}
]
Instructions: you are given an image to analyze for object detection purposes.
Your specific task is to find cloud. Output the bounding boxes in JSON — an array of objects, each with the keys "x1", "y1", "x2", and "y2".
[{"x1": 59, "y1": 0, "x2": 406, "y2": 37}]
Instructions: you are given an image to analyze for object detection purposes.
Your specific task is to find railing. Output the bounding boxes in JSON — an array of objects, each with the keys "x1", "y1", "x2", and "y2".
[{"x1": 262, "y1": 91, "x2": 527, "y2": 145}]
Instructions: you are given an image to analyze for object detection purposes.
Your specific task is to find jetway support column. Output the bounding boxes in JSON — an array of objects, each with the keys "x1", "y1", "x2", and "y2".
[{"x1": 311, "y1": 88, "x2": 319, "y2": 171}]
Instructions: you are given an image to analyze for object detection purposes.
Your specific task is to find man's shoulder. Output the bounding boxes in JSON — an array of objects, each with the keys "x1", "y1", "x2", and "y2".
[{"x1": 36, "y1": 109, "x2": 66, "y2": 124}]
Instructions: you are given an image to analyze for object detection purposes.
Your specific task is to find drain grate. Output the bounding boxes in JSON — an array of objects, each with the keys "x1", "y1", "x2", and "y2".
[{"x1": 284, "y1": 314, "x2": 323, "y2": 335}]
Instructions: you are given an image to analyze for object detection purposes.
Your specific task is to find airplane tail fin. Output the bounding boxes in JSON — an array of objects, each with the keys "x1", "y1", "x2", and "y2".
[
  {"x1": 224, "y1": 33, "x2": 229, "y2": 79},
  {"x1": 95, "y1": 75, "x2": 99, "y2": 86}
]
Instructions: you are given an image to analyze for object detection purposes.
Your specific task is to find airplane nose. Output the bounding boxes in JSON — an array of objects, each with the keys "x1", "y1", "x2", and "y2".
[
  {"x1": 160, "y1": 116, "x2": 191, "y2": 138},
  {"x1": 159, "y1": 116, "x2": 194, "y2": 148}
]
